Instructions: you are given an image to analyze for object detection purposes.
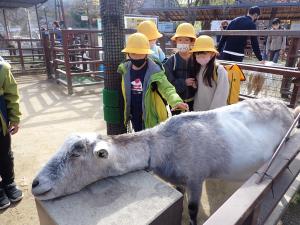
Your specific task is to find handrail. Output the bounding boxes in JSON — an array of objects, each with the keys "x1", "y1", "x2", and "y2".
[
  {"x1": 197, "y1": 30, "x2": 300, "y2": 37},
  {"x1": 218, "y1": 60, "x2": 300, "y2": 77}
]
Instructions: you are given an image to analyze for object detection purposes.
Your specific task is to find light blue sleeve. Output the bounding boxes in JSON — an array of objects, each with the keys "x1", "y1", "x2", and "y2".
[{"x1": 157, "y1": 46, "x2": 166, "y2": 62}]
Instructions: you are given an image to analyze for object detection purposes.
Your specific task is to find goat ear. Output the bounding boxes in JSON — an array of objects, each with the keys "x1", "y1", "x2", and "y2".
[{"x1": 94, "y1": 149, "x2": 108, "y2": 159}]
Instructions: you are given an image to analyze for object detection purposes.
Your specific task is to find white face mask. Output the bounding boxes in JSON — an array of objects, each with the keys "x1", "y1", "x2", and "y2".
[
  {"x1": 150, "y1": 43, "x2": 156, "y2": 49},
  {"x1": 196, "y1": 56, "x2": 211, "y2": 66},
  {"x1": 176, "y1": 43, "x2": 190, "y2": 52}
]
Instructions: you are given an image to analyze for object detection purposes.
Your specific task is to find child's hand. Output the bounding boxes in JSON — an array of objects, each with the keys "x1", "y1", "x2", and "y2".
[
  {"x1": 185, "y1": 78, "x2": 196, "y2": 87},
  {"x1": 192, "y1": 81, "x2": 197, "y2": 89},
  {"x1": 172, "y1": 103, "x2": 189, "y2": 112},
  {"x1": 8, "y1": 123, "x2": 19, "y2": 135}
]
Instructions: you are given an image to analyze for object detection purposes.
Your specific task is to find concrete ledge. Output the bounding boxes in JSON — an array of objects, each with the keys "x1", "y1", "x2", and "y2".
[{"x1": 35, "y1": 170, "x2": 183, "y2": 225}]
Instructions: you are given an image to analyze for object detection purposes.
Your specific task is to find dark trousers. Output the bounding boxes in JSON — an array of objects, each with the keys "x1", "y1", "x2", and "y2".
[
  {"x1": 269, "y1": 50, "x2": 280, "y2": 63},
  {"x1": 0, "y1": 132, "x2": 14, "y2": 188},
  {"x1": 220, "y1": 52, "x2": 244, "y2": 62}
]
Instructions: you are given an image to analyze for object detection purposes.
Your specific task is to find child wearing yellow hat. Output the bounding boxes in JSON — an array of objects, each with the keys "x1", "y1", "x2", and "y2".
[
  {"x1": 190, "y1": 35, "x2": 229, "y2": 111},
  {"x1": 137, "y1": 21, "x2": 166, "y2": 63},
  {"x1": 164, "y1": 23, "x2": 197, "y2": 114},
  {"x1": 117, "y1": 32, "x2": 188, "y2": 131}
]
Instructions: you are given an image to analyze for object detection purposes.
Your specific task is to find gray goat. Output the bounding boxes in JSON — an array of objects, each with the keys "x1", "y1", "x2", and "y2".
[{"x1": 32, "y1": 98, "x2": 300, "y2": 225}]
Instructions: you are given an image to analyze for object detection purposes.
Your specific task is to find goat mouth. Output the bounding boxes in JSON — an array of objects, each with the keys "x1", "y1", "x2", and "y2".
[{"x1": 33, "y1": 188, "x2": 52, "y2": 198}]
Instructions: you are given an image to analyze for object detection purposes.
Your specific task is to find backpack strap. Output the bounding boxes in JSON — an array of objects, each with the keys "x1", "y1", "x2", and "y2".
[
  {"x1": 151, "y1": 82, "x2": 167, "y2": 105},
  {"x1": 172, "y1": 54, "x2": 176, "y2": 72},
  {"x1": 213, "y1": 63, "x2": 220, "y2": 83}
]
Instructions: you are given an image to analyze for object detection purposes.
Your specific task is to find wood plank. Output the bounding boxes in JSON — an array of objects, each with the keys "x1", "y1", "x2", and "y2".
[
  {"x1": 198, "y1": 30, "x2": 300, "y2": 37},
  {"x1": 69, "y1": 60, "x2": 102, "y2": 65},
  {"x1": 56, "y1": 69, "x2": 66, "y2": 75}
]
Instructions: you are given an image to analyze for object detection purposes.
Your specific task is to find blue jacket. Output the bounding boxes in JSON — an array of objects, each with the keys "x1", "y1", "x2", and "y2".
[{"x1": 218, "y1": 16, "x2": 262, "y2": 61}]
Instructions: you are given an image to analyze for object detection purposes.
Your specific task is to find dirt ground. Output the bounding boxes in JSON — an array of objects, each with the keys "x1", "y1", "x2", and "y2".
[
  {"x1": 0, "y1": 75, "x2": 244, "y2": 225},
  {"x1": 0, "y1": 75, "x2": 106, "y2": 225}
]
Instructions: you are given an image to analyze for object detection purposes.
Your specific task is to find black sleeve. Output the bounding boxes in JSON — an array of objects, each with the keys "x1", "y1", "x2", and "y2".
[
  {"x1": 163, "y1": 55, "x2": 186, "y2": 95},
  {"x1": 218, "y1": 35, "x2": 227, "y2": 53},
  {"x1": 217, "y1": 21, "x2": 232, "y2": 52},
  {"x1": 250, "y1": 23, "x2": 263, "y2": 61}
]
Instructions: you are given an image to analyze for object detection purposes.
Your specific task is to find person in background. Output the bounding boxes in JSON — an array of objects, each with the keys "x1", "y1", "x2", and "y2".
[
  {"x1": 164, "y1": 23, "x2": 197, "y2": 114},
  {"x1": 262, "y1": 26, "x2": 269, "y2": 60},
  {"x1": 266, "y1": 18, "x2": 286, "y2": 63},
  {"x1": 137, "y1": 20, "x2": 166, "y2": 63},
  {"x1": 218, "y1": 6, "x2": 264, "y2": 63},
  {"x1": 216, "y1": 20, "x2": 228, "y2": 45},
  {"x1": 52, "y1": 21, "x2": 62, "y2": 44},
  {"x1": 117, "y1": 32, "x2": 188, "y2": 132},
  {"x1": 0, "y1": 61, "x2": 23, "y2": 210},
  {"x1": 191, "y1": 35, "x2": 229, "y2": 111}
]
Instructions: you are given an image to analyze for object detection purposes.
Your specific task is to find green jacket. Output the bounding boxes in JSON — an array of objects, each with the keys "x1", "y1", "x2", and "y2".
[
  {"x1": 0, "y1": 62, "x2": 21, "y2": 135},
  {"x1": 118, "y1": 59, "x2": 183, "y2": 129}
]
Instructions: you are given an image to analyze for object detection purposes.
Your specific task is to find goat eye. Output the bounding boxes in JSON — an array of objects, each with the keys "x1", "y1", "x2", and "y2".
[{"x1": 93, "y1": 149, "x2": 109, "y2": 159}]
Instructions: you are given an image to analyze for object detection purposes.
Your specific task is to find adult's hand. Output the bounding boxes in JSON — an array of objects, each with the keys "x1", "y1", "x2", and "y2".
[{"x1": 259, "y1": 60, "x2": 265, "y2": 64}]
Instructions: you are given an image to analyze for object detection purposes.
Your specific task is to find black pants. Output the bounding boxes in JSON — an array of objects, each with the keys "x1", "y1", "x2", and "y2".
[
  {"x1": 0, "y1": 132, "x2": 14, "y2": 188},
  {"x1": 220, "y1": 52, "x2": 244, "y2": 62}
]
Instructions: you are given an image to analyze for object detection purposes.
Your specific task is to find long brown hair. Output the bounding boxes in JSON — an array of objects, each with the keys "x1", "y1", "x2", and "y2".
[{"x1": 193, "y1": 54, "x2": 217, "y2": 87}]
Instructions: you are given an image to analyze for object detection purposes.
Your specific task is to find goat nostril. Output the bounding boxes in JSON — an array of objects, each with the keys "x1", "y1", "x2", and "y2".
[{"x1": 32, "y1": 179, "x2": 39, "y2": 188}]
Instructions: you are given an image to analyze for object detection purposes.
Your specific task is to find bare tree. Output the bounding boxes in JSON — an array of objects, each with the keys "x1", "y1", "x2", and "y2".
[{"x1": 125, "y1": 0, "x2": 144, "y2": 14}]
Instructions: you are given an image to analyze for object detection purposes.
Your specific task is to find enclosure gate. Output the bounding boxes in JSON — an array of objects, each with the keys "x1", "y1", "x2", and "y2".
[{"x1": 0, "y1": 38, "x2": 46, "y2": 74}]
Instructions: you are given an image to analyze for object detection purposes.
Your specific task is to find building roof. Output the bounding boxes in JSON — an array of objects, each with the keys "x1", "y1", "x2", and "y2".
[
  {"x1": 139, "y1": 2, "x2": 300, "y2": 21},
  {"x1": 0, "y1": 0, "x2": 47, "y2": 8}
]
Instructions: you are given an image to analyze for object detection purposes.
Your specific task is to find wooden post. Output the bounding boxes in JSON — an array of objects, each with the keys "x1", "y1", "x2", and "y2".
[
  {"x1": 42, "y1": 33, "x2": 52, "y2": 78},
  {"x1": 35, "y1": 5, "x2": 42, "y2": 39},
  {"x1": 60, "y1": 0, "x2": 67, "y2": 28},
  {"x1": 290, "y1": 78, "x2": 300, "y2": 108},
  {"x1": 26, "y1": 9, "x2": 34, "y2": 62},
  {"x1": 44, "y1": 7, "x2": 49, "y2": 30},
  {"x1": 62, "y1": 31, "x2": 73, "y2": 95},
  {"x1": 101, "y1": 0, "x2": 127, "y2": 135},
  {"x1": 50, "y1": 33, "x2": 58, "y2": 79},
  {"x1": 282, "y1": 38, "x2": 300, "y2": 102},
  {"x1": 3, "y1": 9, "x2": 10, "y2": 39},
  {"x1": 17, "y1": 40, "x2": 25, "y2": 72}
]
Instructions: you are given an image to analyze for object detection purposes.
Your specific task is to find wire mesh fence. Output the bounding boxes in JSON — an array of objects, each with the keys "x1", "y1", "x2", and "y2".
[{"x1": 241, "y1": 70, "x2": 293, "y2": 99}]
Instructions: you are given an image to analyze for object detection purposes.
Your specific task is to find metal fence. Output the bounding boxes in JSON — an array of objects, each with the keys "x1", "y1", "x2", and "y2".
[
  {"x1": 0, "y1": 38, "x2": 46, "y2": 74},
  {"x1": 46, "y1": 29, "x2": 105, "y2": 94},
  {"x1": 45, "y1": 28, "x2": 136, "y2": 95}
]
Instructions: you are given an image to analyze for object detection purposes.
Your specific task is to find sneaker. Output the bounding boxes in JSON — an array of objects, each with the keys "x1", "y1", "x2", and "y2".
[
  {"x1": 5, "y1": 183, "x2": 23, "y2": 202},
  {"x1": 0, "y1": 189, "x2": 10, "y2": 209}
]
